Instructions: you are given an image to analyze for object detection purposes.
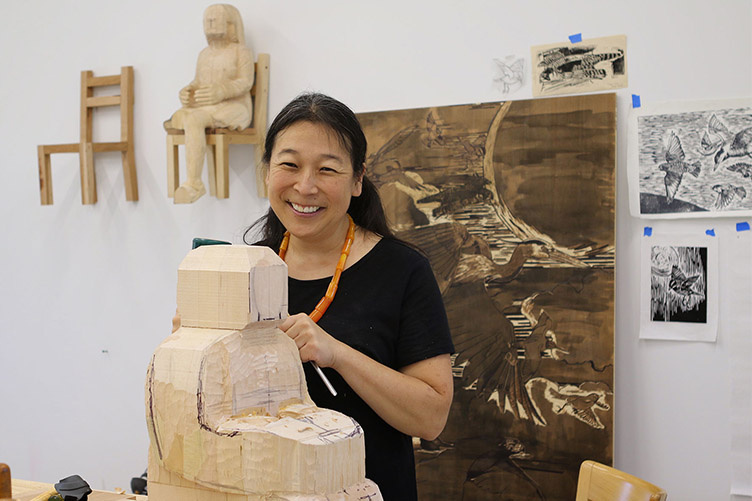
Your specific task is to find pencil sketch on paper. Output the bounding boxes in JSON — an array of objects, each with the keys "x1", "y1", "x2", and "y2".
[
  {"x1": 530, "y1": 35, "x2": 626, "y2": 97},
  {"x1": 650, "y1": 245, "x2": 707, "y2": 323},
  {"x1": 630, "y1": 99, "x2": 752, "y2": 217},
  {"x1": 493, "y1": 56, "x2": 525, "y2": 95},
  {"x1": 358, "y1": 93, "x2": 616, "y2": 501}
]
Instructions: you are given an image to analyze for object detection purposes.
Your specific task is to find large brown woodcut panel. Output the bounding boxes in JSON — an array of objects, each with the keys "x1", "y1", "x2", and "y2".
[{"x1": 358, "y1": 93, "x2": 615, "y2": 500}]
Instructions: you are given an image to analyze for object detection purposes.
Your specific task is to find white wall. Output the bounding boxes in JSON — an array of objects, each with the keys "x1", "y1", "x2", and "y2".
[{"x1": 1, "y1": 1, "x2": 750, "y2": 498}]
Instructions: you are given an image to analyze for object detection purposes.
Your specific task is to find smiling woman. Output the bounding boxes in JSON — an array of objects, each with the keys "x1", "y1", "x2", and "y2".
[
  {"x1": 266, "y1": 120, "x2": 363, "y2": 257},
  {"x1": 244, "y1": 93, "x2": 455, "y2": 500}
]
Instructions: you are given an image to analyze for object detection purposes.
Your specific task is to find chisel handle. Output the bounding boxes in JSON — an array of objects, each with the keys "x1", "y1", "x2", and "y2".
[{"x1": 0, "y1": 463, "x2": 11, "y2": 499}]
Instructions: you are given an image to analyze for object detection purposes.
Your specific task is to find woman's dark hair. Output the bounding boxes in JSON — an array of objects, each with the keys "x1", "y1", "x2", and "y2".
[{"x1": 244, "y1": 92, "x2": 397, "y2": 248}]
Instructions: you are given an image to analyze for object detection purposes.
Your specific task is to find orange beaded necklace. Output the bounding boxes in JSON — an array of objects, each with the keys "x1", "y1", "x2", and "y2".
[{"x1": 278, "y1": 214, "x2": 355, "y2": 322}]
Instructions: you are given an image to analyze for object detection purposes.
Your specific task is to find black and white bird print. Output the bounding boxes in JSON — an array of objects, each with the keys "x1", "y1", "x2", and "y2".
[
  {"x1": 668, "y1": 264, "x2": 702, "y2": 300},
  {"x1": 725, "y1": 162, "x2": 752, "y2": 178},
  {"x1": 712, "y1": 183, "x2": 747, "y2": 210},
  {"x1": 701, "y1": 114, "x2": 752, "y2": 169},
  {"x1": 657, "y1": 130, "x2": 701, "y2": 203}
]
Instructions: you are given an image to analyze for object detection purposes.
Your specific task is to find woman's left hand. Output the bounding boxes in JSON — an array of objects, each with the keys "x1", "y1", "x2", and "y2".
[{"x1": 279, "y1": 313, "x2": 343, "y2": 368}]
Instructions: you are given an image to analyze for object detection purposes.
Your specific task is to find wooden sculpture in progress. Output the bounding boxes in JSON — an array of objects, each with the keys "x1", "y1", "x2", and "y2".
[
  {"x1": 164, "y1": 4, "x2": 254, "y2": 204},
  {"x1": 146, "y1": 245, "x2": 382, "y2": 500}
]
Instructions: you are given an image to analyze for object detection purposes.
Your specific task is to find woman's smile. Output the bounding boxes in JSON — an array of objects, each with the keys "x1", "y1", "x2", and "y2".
[{"x1": 289, "y1": 202, "x2": 323, "y2": 214}]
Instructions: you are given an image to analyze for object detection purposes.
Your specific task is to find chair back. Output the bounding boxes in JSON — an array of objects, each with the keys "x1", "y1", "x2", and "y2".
[{"x1": 575, "y1": 460, "x2": 667, "y2": 501}]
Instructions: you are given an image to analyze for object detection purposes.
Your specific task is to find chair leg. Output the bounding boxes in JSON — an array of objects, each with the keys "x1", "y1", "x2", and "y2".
[
  {"x1": 123, "y1": 143, "x2": 138, "y2": 201},
  {"x1": 206, "y1": 144, "x2": 217, "y2": 197},
  {"x1": 79, "y1": 142, "x2": 97, "y2": 205},
  {"x1": 254, "y1": 144, "x2": 267, "y2": 198},
  {"x1": 38, "y1": 145, "x2": 53, "y2": 205},
  {"x1": 215, "y1": 135, "x2": 229, "y2": 199},
  {"x1": 166, "y1": 135, "x2": 180, "y2": 197}
]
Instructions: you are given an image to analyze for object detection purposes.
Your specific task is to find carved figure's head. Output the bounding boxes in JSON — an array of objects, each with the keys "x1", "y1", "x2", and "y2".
[{"x1": 203, "y1": 4, "x2": 245, "y2": 44}]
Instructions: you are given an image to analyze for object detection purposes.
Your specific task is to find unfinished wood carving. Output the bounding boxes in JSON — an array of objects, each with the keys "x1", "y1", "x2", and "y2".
[
  {"x1": 146, "y1": 245, "x2": 382, "y2": 500},
  {"x1": 164, "y1": 4, "x2": 255, "y2": 204}
]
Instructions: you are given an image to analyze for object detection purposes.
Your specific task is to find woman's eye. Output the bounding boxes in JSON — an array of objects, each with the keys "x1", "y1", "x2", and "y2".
[
  {"x1": 320, "y1": 166, "x2": 336, "y2": 173},
  {"x1": 280, "y1": 162, "x2": 297, "y2": 168}
]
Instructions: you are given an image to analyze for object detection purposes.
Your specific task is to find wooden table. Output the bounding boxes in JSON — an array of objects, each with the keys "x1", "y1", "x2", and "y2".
[{"x1": 11, "y1": 479, "x2": 146, "y2": 501}]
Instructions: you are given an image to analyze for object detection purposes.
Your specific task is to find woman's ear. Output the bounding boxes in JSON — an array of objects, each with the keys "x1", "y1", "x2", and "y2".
[{"x1": 352, "y1": 165, "x2": 365, "y2": 197}]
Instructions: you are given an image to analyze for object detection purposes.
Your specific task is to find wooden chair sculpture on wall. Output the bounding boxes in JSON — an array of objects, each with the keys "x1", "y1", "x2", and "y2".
[
  {"x1": 576, "y1": 460, "x2": 668, "y2": 501},
  {"x1": 38, "y1": 66, "x2": 137, "y2": 205},
  {"x1": 165, "y1": 53, "x2": 270, "y2": 200}
]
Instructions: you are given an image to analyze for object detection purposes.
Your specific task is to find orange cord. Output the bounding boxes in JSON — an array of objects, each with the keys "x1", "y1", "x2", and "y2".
[{"x1": 279, "y1": 214, "x2": 355, "y2": 322}]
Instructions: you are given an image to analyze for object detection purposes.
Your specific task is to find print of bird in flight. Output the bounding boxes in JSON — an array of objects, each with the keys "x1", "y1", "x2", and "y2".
[
  {"x1": 657, "y1": 130, "x2": 701, "y2": 204},
  {"x1": 700, "y1": 114, "x2": 752, "y2": 169}
]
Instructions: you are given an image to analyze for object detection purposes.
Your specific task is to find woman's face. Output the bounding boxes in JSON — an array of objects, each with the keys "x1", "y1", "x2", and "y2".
[{"x1": 266, "y1": 121, "x2": 362, "y2": 244}]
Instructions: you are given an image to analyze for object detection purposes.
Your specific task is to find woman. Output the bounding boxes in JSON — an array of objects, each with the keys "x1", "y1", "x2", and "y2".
[{"x1": 245, "y1": 92, "x2": 454, "y2": 500}]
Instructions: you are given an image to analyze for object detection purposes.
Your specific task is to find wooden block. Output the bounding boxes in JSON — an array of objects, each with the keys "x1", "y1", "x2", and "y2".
[
  {"x1": 10, "y1": 479, "x2": 142, "y2": 501},
  {"x1": 11, "y1": 480, "x2": 49, "y2": 500},
  {"x1": 176, "y1": 246, "x2": 288, "y2": 329},
  {"x1": 147, "y1": 245, "x2": 382, "y2": 499}
]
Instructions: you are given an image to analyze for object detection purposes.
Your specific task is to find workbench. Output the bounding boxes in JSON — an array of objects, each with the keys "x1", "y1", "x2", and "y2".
[{"x1": 11, "y1": 479, "x2": 146, "y2": 501}]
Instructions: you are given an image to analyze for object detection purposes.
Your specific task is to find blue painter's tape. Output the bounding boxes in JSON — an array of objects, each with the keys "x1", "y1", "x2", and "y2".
[
  {"x1": 632, "y1": 94, "x2": 641, "y2": 108},
  {"x1": 643, "y1": 226, "x2": 652, "y2": 236},
  {"x1": 737, "y1": 222, "x2": 750, "y2": 232},
  {"x1": 706, "y1": 229, "x2": 715, "y2": 236},
  {"x1": 569, "y1": 33, "x2": 582, "y2": 43}
]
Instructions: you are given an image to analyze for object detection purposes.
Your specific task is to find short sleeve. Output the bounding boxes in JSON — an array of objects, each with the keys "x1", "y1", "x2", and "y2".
[{"x1": 395, "y1": 255, "x2": 454, "y2": 368}]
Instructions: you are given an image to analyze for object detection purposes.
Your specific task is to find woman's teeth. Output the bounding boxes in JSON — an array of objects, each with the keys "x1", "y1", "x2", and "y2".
[{"x1": 291, "y1": 202, "x2": 321, "y2": 213}]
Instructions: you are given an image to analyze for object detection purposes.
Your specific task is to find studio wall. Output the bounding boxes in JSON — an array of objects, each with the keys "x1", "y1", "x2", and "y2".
[{"x1": 0, "y1": 1, "x2": 750, "y2": 500}]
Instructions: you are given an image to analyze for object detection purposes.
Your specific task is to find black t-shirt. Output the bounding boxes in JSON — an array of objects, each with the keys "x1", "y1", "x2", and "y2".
[{"x1": 288, "y1": 238, "x2": 454, "y2": 501}]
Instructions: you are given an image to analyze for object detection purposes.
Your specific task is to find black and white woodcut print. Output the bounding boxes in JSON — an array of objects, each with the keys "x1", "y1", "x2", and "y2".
[
  {"x1": 650, "y1": 245, "x2": 707, "y2": 323},
  {"x1": 639, "y1": 233, "x2": 718, "y2": 342},
  {"x1": 358, "y1": 93, "x2": 615, "y2": 500},
  {"x1": 530, "y1": 35, "x2": 626, "y2": 97},
  {"x1": 629, "y1": 98, "x2": 752, "y2": 218}
]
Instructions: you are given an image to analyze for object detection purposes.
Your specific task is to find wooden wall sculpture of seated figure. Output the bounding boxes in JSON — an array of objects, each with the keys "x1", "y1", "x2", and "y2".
[
  {"x1": 164, "y1": 4, "x2": 254, "y2": 204},
  {"x1": 145, "y1": 245, "x2": 382, "y2": 500}
]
